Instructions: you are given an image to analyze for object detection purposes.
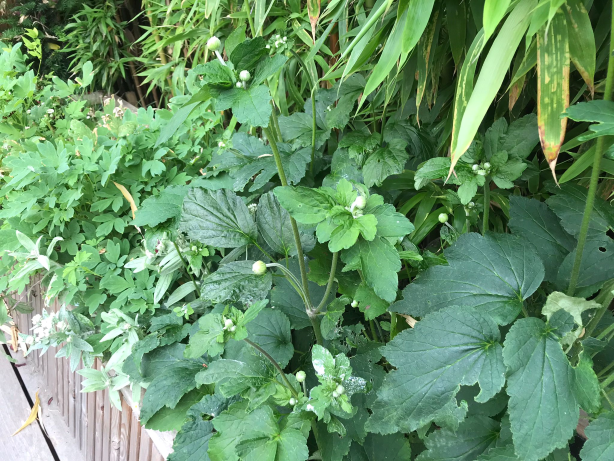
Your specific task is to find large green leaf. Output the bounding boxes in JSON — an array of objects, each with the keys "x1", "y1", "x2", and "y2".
[
  {"x1": 179, "y1": 188, "x2": 257, "y2": 248},
  {"x1": 508, "y1": 196, "x2": 575, "y2": 282},
  {"x1": 391, "y1": 233, "x2": 544, "y2": 325},
  {"x1": 229, "y1": 37, "x2": 268, "y2": 72},
  {"x1": 232, "y1": 85, "x2": 272, "y2": 128},
  {"x1": 564, "y1": 100, "x2": 614, "y2": 141},
  {"x1": 168, "y1": 419, "x2": 214, "y2": 461},
  {"x1": 274, "y1": 186, "x2": 333, "y2": 224},
  {"x1": 417, "y1": 416, "x2": 504, "y2": 461},
  {"x1": 580, "y1": 412, "x2": 614, "y2": 461},
  {"x1": 363, "y1": 139, "x2": 409, "y2": 188},
  {"x1": 366, "y1": 306, "x2": 505, "y2": 434},
  {"x1": 347, "y1": 433, "x2": 411, "y2": 460},
  {"x1": 200, "y1": 260, "x2": 272, "y2": 305},
  {"x1": 257, "y1": 192, "x2": 315, "y2": 256},
  {"x1": 537, "y1": 10, "x2": 570, "y2": 179},
  {"x1": 146, "y1": 388, "x2": 206, "y2": 432},
  {"x1": 564, "y1": 0, "x2": 596, "y2": 95},
  {"x1": 503, "y1": 317, "x2": 579, "y2": 461},
  {"x1": 450, "y1": 0, "x2": 533, "y2": 173},
  {"x1": 483, "y1": 0, "x2": 511, "y2": 40},
  {"x1": 247, "y1": 309, "x2": 294, "y2": 368},
  {"x1": 132, "y1": 185, "x2": 189, "y2": 227},
  {"x1": 402, "y1": 0, "x2": 436, "y2": 54}
]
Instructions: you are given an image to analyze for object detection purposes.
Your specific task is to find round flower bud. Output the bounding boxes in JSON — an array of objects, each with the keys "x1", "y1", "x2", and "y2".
[
  {"x1": 472, "y1": 164, "x2": 479, "y2": 171},
  {"x1": 296, "y1": 371, "x2": 306, "y2": 383},
  {"x1": 229, "y1": 325, "x2": 236, "y2": 332},
  {"x1": 336, "y1": 384, "x2": 345, "y2": 395},
  {"x1": 289, "y1": 398, "x2": 296, "y2": 405},
  {"x1": 438, "y1": 213, "x2": 448, "y2": 224},
  {"x1": 207, "y1": 36, "x2": 221, "y2": 51},
  {"x1": 66, "y1": 336, "x2": 72, "y2": 343},
  {"x1": 476, "y1": 169, "x2": 486, "y2": 176},
  {"x1": 483, "y1": 162, "x2": 491, "y2": 169},
  {"x1": 332, "y1": 391, "x2": 339, "y2": 398},
  {"x1": 239, "y1": 70, "x2": 251, "y2": 82},
  {"x1": 252, "y1": 260, "x2": 267, "y2": 275},
  {"x1": 235, "y1": 81, "x2": 242, "y2": 88},
  {"x1": 353, "y1": 195, "x2": 366, "y2": 210},
  {"x1": 469, "y1": 201, "x2": 475, "y2": 208},
  {"x1": 224, "y1": 318, "x2": 234, "y2": 329},
  {"x1": 351, "y1": 300, "x2": 358, "y2": 308}
]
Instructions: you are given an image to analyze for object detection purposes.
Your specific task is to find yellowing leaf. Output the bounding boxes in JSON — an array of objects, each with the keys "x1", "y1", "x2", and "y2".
[
  {"x1": 564, "y1": 0, "x2": 596, "y2": 96},
  {"x1": 13, "y1": 391, "x2": 40, "y2": 436},
  {"x1": 113, "y1": 182, "x2": 138, "y2": 220},
  {"x1": 537, "y1": 10, "x2": 570, "y2": 182},
  {"x1": 307, "y1": 0, "x2": 321, "y2": 43}
]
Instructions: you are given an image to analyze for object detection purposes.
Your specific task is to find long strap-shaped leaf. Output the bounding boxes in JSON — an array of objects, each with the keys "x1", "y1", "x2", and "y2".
[
  {"x1": 564, "y1": 0, "x2": 596, "y2": 97},
  {"x1": 448, "y1": 0, "x2": 535, "y2": 178},
  {"x1": 537, "y1": 9, "x2": 570, "y2": 182}
]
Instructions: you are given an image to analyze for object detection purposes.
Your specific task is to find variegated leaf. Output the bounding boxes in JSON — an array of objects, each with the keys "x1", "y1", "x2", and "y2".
[{"x1": 564, "y1": 0, "x2": 596, "y2": 96}]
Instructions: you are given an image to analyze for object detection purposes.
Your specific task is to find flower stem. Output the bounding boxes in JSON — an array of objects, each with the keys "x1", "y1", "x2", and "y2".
[
  {"x1": 567, "y1": 4, "x2": 614, "y2": 296},
  {"x1": 310, "y1": 88, "x2": 317, "y2": 174},
  {"x1": 315, "y1": 252, "x2": 338, "y2": 313},
  {"x1": 482, "y1": 177, "x2": 490, "y2": 235},
  {"x1": 244, "y1": 338, "x2": 299, "y2": 399}
]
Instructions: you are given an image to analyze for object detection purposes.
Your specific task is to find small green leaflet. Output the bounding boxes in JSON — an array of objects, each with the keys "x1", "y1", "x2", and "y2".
[
  {"x1": 391, "y1": 233, "x2": 544, "y2": 325},
  {"x1": 508, "y1": 196, "x2": 575, "y2": 282},
  {"x1": 274, "y1": 186, "x2": 333, "y2": 224},
  {"x1": 502, "y1": 317, "x2": 579, "y2": 461},
  {"x1": 199, "y1": 261, "x2": 272, "y2": 305},
  {"x1": 367, "y1": 306, "x2": 505, "y2": 434},
  {"x1": 179, "y1": 188, "x2": 257, "y2": 248},
  {"x1": 132, "y1": 185, "x2": 189, "y2": 227},
  {"x1": 580, "y1": 412, "x2": 614, "y2": 461},
  {"x1": 185, "y1": 313, "x2": 226, "y2": 358}
]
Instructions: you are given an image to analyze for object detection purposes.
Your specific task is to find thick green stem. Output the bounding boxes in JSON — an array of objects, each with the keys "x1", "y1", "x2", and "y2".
[
  {"x1": 315, "y1": 252, "x2": 338, "y2": 313},
  {"x1": 244, "y1": 338, "x2": 299, "y2": 398},
  {"x1": 173, "y1": 242, "x2": 201, "y2": 298},
  {"x1": 310, "y1": 88, "x2": 317, "y2": 174},
  {"x1": 567, "y1": 6, "x2": 614, "y2": 296},
  {"x1": 482, "y1": 177, "x2": 490, "y2": 235}
]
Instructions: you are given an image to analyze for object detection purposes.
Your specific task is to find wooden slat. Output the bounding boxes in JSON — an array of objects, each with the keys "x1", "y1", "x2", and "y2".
[
  {"x1": 139, "y1": 436, "x2": 152, "y2": 461},
  {"x1": 151, "y1": 447, "x2": 165, "y2": 461},
  {"x1": 63, "y1": 356, "x2": 70, "y2": 424},
  {"x1": 102, "y1": 386, "x2": 112, "y2": 461},
  {"x1": 110, "y1": 400, "x2": 121, "y2": 461},
  {"x1": 94, "y1": 364, "x2": 105, "y2": 461},
  {"x1": 86, "y1": 386, "x2": 96, "y2": 461},
  {"x1": 128, "y1": 411, "x2": 141, "y2": 461},
  {"x1": 57, "y1": 349, "x2": 65, "y2": 418},
  {"x1": 80, "y1": 363, "x2": 88, "y2": 454},
  {"x1": 120, "y1": 399, "x2": 132, "y2": 461},
  {"x1": 0, "y1": 353, "x2": 55, "y2": 461}
]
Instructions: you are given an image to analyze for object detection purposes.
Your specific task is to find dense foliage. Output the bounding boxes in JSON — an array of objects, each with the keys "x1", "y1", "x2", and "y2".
[{"x1": 2, "y1": 0, "x2": 614, "y2": 460}]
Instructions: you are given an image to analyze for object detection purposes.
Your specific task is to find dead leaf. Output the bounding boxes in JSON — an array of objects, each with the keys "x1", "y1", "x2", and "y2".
[
  {"x1": 113, "y1": 182, "x2": 138, "y2": 220},
  {"x1": 13, "y1": 391, "x2": 40, "y2": 436}
]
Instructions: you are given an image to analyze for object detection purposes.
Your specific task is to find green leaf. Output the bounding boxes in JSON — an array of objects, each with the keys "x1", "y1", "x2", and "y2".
[
  {"x1": 232, "y1": 85, "x2": 272, "y2": 128},
  {"x1": 225, "y1": 25, "x2": 246, "y2": 57},
  {"x1": 353, "y1": 283, "x2": 388, "y2": 320},
  {"x1": 476, "y1": 446, "x2": 520, "y2": 461},
  {"x1": 367, "y1": 306, "x2": 505, "y2": 434},
  {"x1": 499, "y1": 114, "x2": 539, "y2": 159},
  {"x1": 168, "y1": 419, "x2": 214, "y2": 461},
  {"x1": 274, "y1": 186, "x2": 333, "y2": 225},
  {"x1": 196, "y1": 357, "x2": 274, "y2": 399},
  {"x1": 247, "y1": 309, "x2": 294, "y2": 368},
  {"x1": 483, "y1": 0, "x2": 511, "y2": 40},
  {"x1": 347, "y1": 433, "x2": 411, "y2": 460},
  {"x1": 81, "y1": 61, "x2": 94, "y2": 87},
  {"x1": 278, "y1": 112, "x2": 330, "y2": 149},
  {"x1": 508, "y1": 196, "x2": 575, "y2": 282},
  {"x1": 185, "y1": 313, "x2": 226, "y2": 358},
  {"x1": 133, "y1": 185, "x2": 189, "y2": 227},
  {"x1": 342, "y1": 236, "x2": 401, "y2": 303},
  {"x1": 179, "y1": 188, "x2": 257, "y2": 248},
  {"x1": 200, "y1": 261, "x2": 272, "y2": 305},
  {"x1": 573, "y1": 352, "x2": 601, "y2": 414},
  {"x1": 156, "y1": 102, "x2": 201, "y2": 147},
  {"x1": 564, "y1": 0, "x2": 596, "y2": 95},
  {"x1": 503, "y1": 317, "x2": 579, "y2": 461},
  {"x1": 100, "y1": 275, "x2": 131, "y2": 294},
  {"x1": 146, "y1": 388, "x2": 206, "y2": 432},
  {"x1": 450, "y1": 0, "x2": 533, "y2": 171},
  {"x1": 363, "y1": 141, "x2": 409, "y2": 188},
  {"x1": 392, "y1": 233, "x2": 544, "y2": 325},
  {"x1": 257, "y1": 192, "x2": 316, "y2": 256},
  {"x1": 580, "y1": 412, "x2": 614, "y2": 461},
  {"x1": 417, "y1": 416, "x2": 503, "y2": 461},
  {"x1": 542, "y1": 291, "x2": 599, "y2": 344},
  {"x1": 537, "y1": 10, "x2": 570, "y2": 178},
  {"x1": 252, "y1": 54, "x2": 288, "y2": 86},
  {"x1": 564, "y1": 100, "x2": 614, "y2": 141},
  {"x1": 230, "y1": 37, "x2": 268, "y2": 72},
  {"x1": 402, "y1": 0, "x2": 436, "y2": 54},
  {"x1": 197, "y1": 60, "x2": 235, "y2": 88},
  {"x1": 367, "y1": 202, "x2": 414, "y2": 239}
]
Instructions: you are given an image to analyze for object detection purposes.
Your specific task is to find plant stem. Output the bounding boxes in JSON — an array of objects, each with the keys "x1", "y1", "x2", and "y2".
[
  {"x1": 567, "y1": 5, "x2": 614, "y2": 296},
  {"x1": 310, "y1": 88, "x2": 317, "y2": 174},
  {"x1": 315, "y1": 252, "x2": 338, "y2": 313},
  {"x1": 390, "y1": 313, "x2": 398, "y2": 339},
  {"x1": 244, "y1": 338, "x2": 299, "y2": 398},
  {"x1": 270, "y1": 104, "x2": 283, "y2": 142},
  {"x1": 482, "y1": 177, "x2": 490, "y2": 235},
  {"x1": 173, "y1": 242, "x2": 200, "y2": 298},
  {"x1": 264, "y1": 121, "x2": 320, "y2": 344}
]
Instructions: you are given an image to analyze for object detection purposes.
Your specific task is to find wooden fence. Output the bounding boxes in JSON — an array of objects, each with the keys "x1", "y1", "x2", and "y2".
[{"x1": 10, "y1": 278, "x2": 172, "y2": 461}]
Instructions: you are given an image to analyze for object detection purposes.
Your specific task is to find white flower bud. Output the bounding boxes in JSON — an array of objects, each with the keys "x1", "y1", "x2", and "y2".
[
  {"x1": 239, "y1": 70, "x2": 251, "y2": 82},
  {"x1": 218, "y1": 141, "x2": 226, "y2": 148},
  {"x1": 252, "y1": 260, "x2": 267, "y2": 275},
  {"x1": 306, "y1": 404, "x2": 314, "y2": 412},
  {"x1": 235, "y1": 81, "x2": 242, "y2": 88},
  {"x1": 472, "y1": 164, "x2": 479, "y2": 171},
  {"x1": 351, "y1": 300, "x2": 358, "y2": 308},
  {"x1": 336, "y1": 385, "x2": 345, "y2": 395},
  {"x1": 483, "y1": 162, "x2": 491, "y2": 169},
  {"x1": 438, "y1": 213, "x2": 448, "y2": 224},
  {"x1": 296, "y1": 371, "x2": 306, "y2": 383},
  {"x1": 353, "y1": 195, "x2": 366, "y2": 210},
  {"x1": 229, "y1": 325, "x2": 236, "y2": 332},
  {"x1": 122, "y1": 322, "x2": 131, "y2": 330},
  {"x1": 476, "y1": 169, "x2": 486, "y2": 176},
  {"x1": 289, "y1": 398, "x2": 296, "y2": 405},
  {"x1": 224, "y1": 318, "x2": 234, "y2": 329},
  {"x1": 207, "y1": 36, "x2": 221, "y2": 51},
  {"x1": 332, "y1": 391, "x2": 339, "y2": 398},
  {"x1": 66, "y1": 336, "x2": 72, "y2": 343}
]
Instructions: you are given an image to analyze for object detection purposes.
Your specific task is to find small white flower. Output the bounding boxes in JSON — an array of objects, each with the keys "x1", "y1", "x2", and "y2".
[
  {"x1": 248, "y1": 203, "x2": 258, "y2": 215},
  {"x1": 336, "y1": 384, "x2": 345, "y2": 394},
  {"x1": 25, "y1": 126, "x2": 30, "y2": 130},
  {"x1": 66, "y1": 336, "x2": 72, "y2": 343},
  {"x1": 122, "y1": 322, "x2": 131, "y2": 330},
  {"x1": 218, "y1": 141, "x2": 226, "y2": 148},
  {"x1": 224, "y1": 318, "x2": 234, "y2": 329},
  {"x1": 26, "y1": 110, "x2": 31, "y2": 114},
  {"x1": 283, "y1": 36, "x2": 287, "y2": 42},
  {"x1": 266, "y1": 45, "x2": 270, "y2": 49},
  {"x1": 289, "y1": 398, "x2": 296, "y2": 405},
  {"x1": 56, "y1": 321, "x2": 67, "y2": 331},
  {"x1": 86, "y1": 116, "x2": 90, "y2": 119},
  {"x1": 191, "y1": 245, "x2": 198, "y2": 252},
  {"x1": 472, "y1": 164, "x2": 479, "y2": 171},
  {"x1": 332, "y1": 391, "x2": 339, "y2": 398},
  {"x1": 25, "y1": 336, "x2": 34, "y2": 345},
  {"x1": 275, "y1": 34, "x2": 281, "y2": 40},
  {"x1": 236, "y1": 81, "x2": 242, "y2": 88},
  {"x1": 483, "y1": 162, "x2": 491, "y2": 169},
  {"x1": 296, "y1": 371, "x2": 306, "y2": 383},
  {"x1": 32, "y1": 314, "x2": 42, "y2": 325},
  {"x1": 306, "y1": 404, "x2": 314, "y2": 412},
  {"x1": 351, "y1": 300, "x2": 358, "y2": 308},
  {"x1": 47, "y1": 109, "x2": 54, "y2": 114}
]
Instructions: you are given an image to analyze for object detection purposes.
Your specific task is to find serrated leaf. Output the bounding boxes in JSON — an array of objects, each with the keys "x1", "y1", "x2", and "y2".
[
  {"x1": 168, "y1": 419, "x2": 214, "y2": 461},
  {"x1": 185, "y1": 313, "x2": 226, "y2": 358},
  {"x1": 133, "y1": 185, "x2": 189, "y2": 227},
  {"x1": 564, "y1": 100, "x2": 614, "y2": 141},
  {"x1": 508, "y1": 196, "x2": 576, "y2": 282},
  {"x1": 257, "y1": 192, "x2": 315, "y2": 256},
  {"x1": 232, "y1": 85, "x2": 272, "y2": 128},
  {"x1": 537, "y1": 10, "x2": 570, "y2": 180},
  {"x1": 230, "y1": 37, "x2": 268, "y2": 72},
  {"x1": 247, "y1": 309, "x2": 294, "y2": 368},
  {"x1": 252, "y1": 54, "x2": 288, "y2": 87},
  {"x1": 391, "y1": 233, "x2": 544, "y2": 325},
  {"x1": 347, "y1": 432, "x2": 411, "y2": 461},
  {"x1": 278, "y1": 112, "x2": 331, "y2": 149},
  {"x1": 200, "y1": 261, "x2": 272, "y2": 305},
  {"x1": 274, "y1": 186, "x2": 333, "y2": 224},
  {"x1": 573, "y1": 352, "x2": 601, "y2": 414},
  {"x1": 503, "y1": 317, "x2": 579, "y2": 461},
  {"x1": 367, "y1": 306, "x2": 505, "y2": 434},
  {"x1": 146, "y1": 388, "x2": 206, "y2": 432},
  {"x1": 363, "y1": 141, "x2": 409, "y2": 188},
  {"x1": 179, "y1": 188, "x2": 257, "y2": 248},
  {"x1": 580, "y1": 412, "x2": 614, "y2": 461}
]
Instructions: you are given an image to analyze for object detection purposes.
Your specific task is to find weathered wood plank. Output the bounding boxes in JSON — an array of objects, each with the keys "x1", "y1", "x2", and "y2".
[
  {"x1": 0, "y1": 352, "x2": 55, "y2": 461},
  {"x1": 110, "y1": 400, "x2": 121, "y2": 461},
  {"x1": 102, "y1": 386, "x2": 112, "y2": 461},
  {"x1": 128, "y1": 411, "x2": 141, "y2": 461},
  {"x1": 94, "y1": 362, "x2": 105, "y2": 461},
  {"x1": 139, "y1": 435, "x2": 152, "y2": 461},
  {"x1": 120, "y1": 399, "x2": 131, "y2": 461}
]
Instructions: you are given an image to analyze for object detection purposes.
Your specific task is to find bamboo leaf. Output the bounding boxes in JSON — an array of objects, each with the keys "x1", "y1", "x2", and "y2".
[
  {"x1": 308, "y1": 0, "x2": 321, "y2": 43},
  {"x1": 449, "y1": 0, "x2": 534, "y2": 177},
  {"x1": 12, "y1": 391, "x2": 40, "y2": 436},
  {"x1": 401, "y1": 0, "x2": 436, "y2": 54},
  {"x1": 446, "y1": 0, "x2": 466, "y2": 67},
  {"x1": 483, "y1": 0, "x2": 511, "y2": 40},
  {"x1": 113, "y1": 182, "x2": 138, "y2": 220},
  {"x1": 416, "y1": 10, "x2": 439, "y2": 119},
  {"x1": 564, "y1": 0, "x2": 596, "y2": 96},
  {"x1": 537, "y1": 10, "x2": 570, "y2": 182}
]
